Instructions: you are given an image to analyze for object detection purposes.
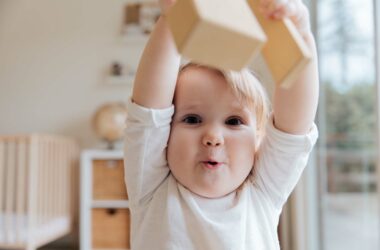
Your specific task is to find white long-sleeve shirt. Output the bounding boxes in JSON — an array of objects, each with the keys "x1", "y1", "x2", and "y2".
[{"x1": 124, "y1": 100, "x2": 318, "y2": 250}]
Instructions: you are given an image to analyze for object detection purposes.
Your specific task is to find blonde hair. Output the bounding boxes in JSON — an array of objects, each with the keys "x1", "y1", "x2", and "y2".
[{"x1": 179, "y1": 63, "x2": 270, "y2": 145}]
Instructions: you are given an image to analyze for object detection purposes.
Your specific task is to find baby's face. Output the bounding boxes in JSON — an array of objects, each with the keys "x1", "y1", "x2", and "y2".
[{"x1": 167, "y1": 66, "x2": 257, "y2": 198}]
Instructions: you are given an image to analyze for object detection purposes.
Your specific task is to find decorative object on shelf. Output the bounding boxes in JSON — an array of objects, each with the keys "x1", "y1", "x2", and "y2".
[
  {"x1": 111, "y1": 62, "x2": 123, "y2": 76},
  {"x1": 106, "y1": 74, "x2": 134, "y2": 86},
  {"x1": 92, "y1": 102, "x2": 127, "y2": 149},
  {"x1": 106, "y1": 62, "x2": 135, "y2": 85},
  {"x1": 123, "y1": 1, "x2": 160, "y2": 37}
]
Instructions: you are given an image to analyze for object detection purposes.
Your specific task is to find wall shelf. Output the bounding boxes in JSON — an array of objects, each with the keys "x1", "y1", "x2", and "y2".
[
  {"x1": 105, "y1": 75, "x2": 134, "y2": 86},
  {"x1": 121, "y1": 25, "x2": 149, "y2": 45},
  {"x1": 92, "y1": 200, "x2": 129, "y2": 208}
]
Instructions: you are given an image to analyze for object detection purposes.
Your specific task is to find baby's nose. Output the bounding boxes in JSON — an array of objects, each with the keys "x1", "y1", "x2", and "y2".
[{"x1": 202, "y1": 128, "x2": 224, "y2": 147}]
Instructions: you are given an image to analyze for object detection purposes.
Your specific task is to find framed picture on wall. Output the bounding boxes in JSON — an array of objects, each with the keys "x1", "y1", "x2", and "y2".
[{"x1": 123, "y1": 1, "x2": 161, "y2": 37}]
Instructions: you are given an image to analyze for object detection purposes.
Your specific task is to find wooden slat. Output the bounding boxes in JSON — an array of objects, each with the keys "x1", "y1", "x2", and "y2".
[
  {"x1": 38, "y1": 138, "x2": 45, "y2": 227},
  {"x1": 5, "y1": 140, "x2": 16, "y2": 243},
  {"x1": 50, "y1": 139, "x2": 55, "y2": 218},
  {"x1": 57, "y1": 142, "x2": 63, "y2": 217},
  {"x1": 61, "y1": 141, "x2": 66, "y2": 217},
  {"x1": 52, "y1": 139, "x2": 58, "y2": 218},
  {"x1": 15, "y1": 138, "x2": 27, "y2": 243},
  {"x1": 43, "y1": 137, "x2": 50, "y2": 224},
  {"x1": 47, "y1": 138, "x2": 53, "y2": 221},
  {"x1": 27, "y1": 135, "x2": 39, "y2": 243},
  {"x1": 53, "y1": 138, "x2": 59, "y2": 218},
  {"x1": 69, "y1": 141, "x2": 75, "y2": 220},
  {"x1": 64, "y1": 143, "x2": 70, "y2": 216},
  {"x1": 36, "y1": 138, "x2": 41, "y2": 227}
]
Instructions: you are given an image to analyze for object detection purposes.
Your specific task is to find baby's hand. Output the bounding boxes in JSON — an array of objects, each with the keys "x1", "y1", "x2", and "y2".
[
  {"x1": 159, "y1": 0, "x2": 177, "y2": 14},
  {"x1": 259, "y1": 0, "x2": 311, "y2": 38}
]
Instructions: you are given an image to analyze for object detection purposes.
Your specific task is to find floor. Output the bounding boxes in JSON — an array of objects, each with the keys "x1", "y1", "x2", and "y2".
[
  {"x1": 39, "y1": 235, "x2": 78, "y2": 250},
  {"x1": 323, "y1": 193, "x2": 379, "y2": 250}
]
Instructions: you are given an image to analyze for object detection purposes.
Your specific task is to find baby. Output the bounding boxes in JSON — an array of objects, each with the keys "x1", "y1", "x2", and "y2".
[{"x1": 124, "y1": 0, "x2": 319, "y2": 249}]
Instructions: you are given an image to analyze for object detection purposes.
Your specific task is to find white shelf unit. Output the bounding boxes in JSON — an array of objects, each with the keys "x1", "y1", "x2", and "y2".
[
  {"x1": 80, "y1": 149, "x2": 129, "y2": 250},
  {"x1": 121, "y1": 25, "x2": 149, "y2": 44},
  {"x1": 105, "y1": 75, "x2": 135, "y2": 86}
]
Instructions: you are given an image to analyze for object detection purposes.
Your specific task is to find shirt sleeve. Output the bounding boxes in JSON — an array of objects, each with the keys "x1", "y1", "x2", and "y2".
[
  {"x1": 123, "y1": 98, "x2": 174, "y2": 208},
  {"x1": 252, "y1": 115, "x2": 319, "y2": 210}
]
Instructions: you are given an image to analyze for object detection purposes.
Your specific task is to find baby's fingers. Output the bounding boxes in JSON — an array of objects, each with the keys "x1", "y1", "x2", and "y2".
[
  {"x1": 259, "y1": 0, "x2": 297, "y2": 19},
  {"x1": 259, "y1": 0, "x2": 311, "y2": 37},
  {"x1": 159, "y1": 0, "x2": 176, "y2": 13},
  {"x1": 259, "y1": 0, "x2": 288, "y2": 11}
]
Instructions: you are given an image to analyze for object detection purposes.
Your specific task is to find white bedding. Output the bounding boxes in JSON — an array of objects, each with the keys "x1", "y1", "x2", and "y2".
[{"x1": 0, "y1": 213, "x2": 70, "y2": 245}]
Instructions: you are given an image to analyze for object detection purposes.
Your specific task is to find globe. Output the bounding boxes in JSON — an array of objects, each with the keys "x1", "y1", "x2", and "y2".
[{"x1": 92, "y1": 102, "x2": 127, "y2": 148}]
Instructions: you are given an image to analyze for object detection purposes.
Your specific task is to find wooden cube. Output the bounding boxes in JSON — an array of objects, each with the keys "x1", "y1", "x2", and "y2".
[
  {"x1": 247, "y1": 0, "x2": 312, "y2": 88},
  {"x1": 165, "y1": 0, "x2": 267, "y2": 71}
]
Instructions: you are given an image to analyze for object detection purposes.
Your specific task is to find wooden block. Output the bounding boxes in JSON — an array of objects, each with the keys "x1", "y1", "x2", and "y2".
[
  {"x1": 247, "y1": 0, "x2": 312, "y2": 88},
  {"x1": 166, "y1": 0, "x2": 267, "y2": 71},
  {"x1": 92, "y1": 208, "x2": 130, "y2": 249},
  {"x1": 92, "y1": 159, "x2": 128, "y2": 200}
]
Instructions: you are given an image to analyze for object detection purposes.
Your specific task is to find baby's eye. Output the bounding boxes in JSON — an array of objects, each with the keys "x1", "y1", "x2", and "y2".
[
  {"x1": 183, "y1": 115, "x2": 202, "y2": 124},
  {"x1": 226, "y1": 117, "x2": 243, "y2": 126}
]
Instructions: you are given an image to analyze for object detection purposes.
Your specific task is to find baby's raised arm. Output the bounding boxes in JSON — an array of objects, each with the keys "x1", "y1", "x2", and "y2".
[
  {"x1": 132, "y1": 0, "x2": 180, "y2": 109},
  {"x1": 253, "y1": 0, "x2": 319, "y2": 210},
  {"x1": 261, "y1": 0, "x2": 319, "y2": 134}
]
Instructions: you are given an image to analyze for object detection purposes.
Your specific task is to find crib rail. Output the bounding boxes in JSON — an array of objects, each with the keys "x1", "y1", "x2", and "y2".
[{"x1": 0, "y1": 134, "x2": 79, "y2": 248}]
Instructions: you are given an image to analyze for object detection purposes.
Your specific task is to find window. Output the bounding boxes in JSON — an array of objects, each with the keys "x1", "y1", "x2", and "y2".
[{"x1": 315, "y1": 0, "x2": 379, "y2": 249}]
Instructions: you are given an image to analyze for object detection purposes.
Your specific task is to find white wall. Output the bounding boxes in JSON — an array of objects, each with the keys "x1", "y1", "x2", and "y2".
[
  {"x1": 0, "y1": 0, "x2": 145, "y2": 148},
  {"x1": 0, "y1": 0, "x2": 273, "y2": 149}
]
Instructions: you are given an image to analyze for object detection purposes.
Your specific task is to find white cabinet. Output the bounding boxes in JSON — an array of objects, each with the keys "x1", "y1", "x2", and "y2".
[{"x1": 80, "y1": 150, "x2": 130, "y2": 250}]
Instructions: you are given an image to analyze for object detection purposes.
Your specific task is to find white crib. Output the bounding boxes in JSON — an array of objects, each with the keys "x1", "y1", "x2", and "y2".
[{"x1": 0, "y1": 134, "x2": 79, "y2": 250}]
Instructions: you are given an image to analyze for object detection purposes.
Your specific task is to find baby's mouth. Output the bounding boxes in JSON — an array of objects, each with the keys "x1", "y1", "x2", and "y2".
[{"x1": 202, "y1": 161, "x2": 222, "y2": 169}]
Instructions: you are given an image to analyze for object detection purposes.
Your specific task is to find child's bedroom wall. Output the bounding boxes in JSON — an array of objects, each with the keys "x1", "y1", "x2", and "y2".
[
  {"x1": 0, "y1": 0, "x2": 273, "y2": 150},
  {"x1": 0, "y1": 0, "x2": 140, "y2": 148}
]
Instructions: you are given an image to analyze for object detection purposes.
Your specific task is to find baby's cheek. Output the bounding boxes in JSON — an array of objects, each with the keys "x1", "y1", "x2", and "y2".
[
  {"x1": 237, "y1": 135, "x2": 256, "y2": 161},
  {"x1": 168, "y1": 128, "x2": 196, "y2": 158}
]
